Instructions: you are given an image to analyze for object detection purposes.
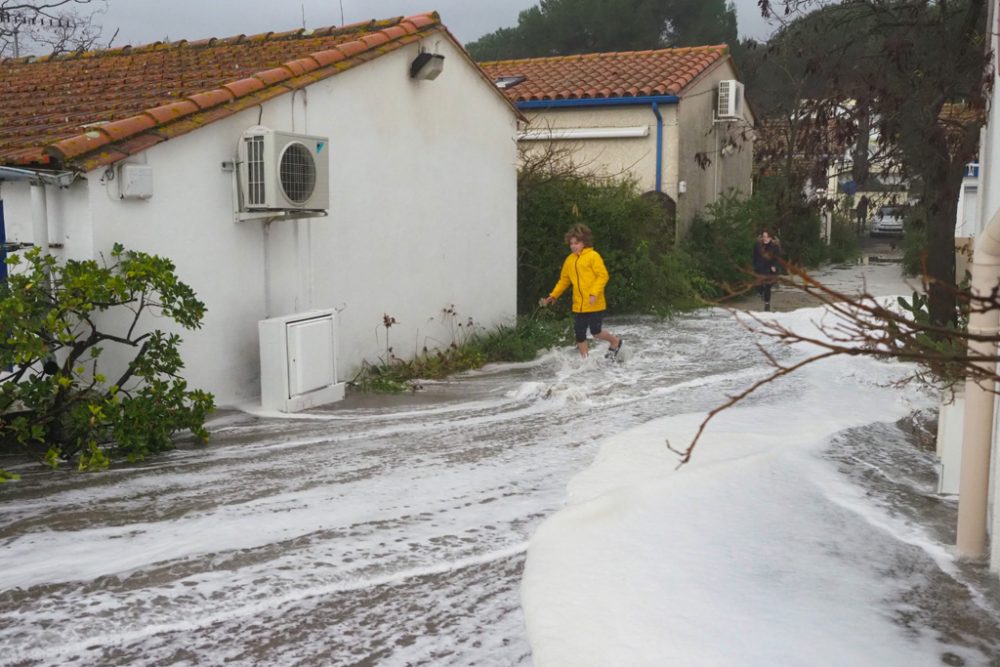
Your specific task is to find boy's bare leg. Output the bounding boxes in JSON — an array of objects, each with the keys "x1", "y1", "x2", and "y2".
[
  {"x1": 595, "y1": 330, "x2": 620, "y2": 350},
  {"x1": 577, "y1": 341, "x2": 589, "y2": 358}
]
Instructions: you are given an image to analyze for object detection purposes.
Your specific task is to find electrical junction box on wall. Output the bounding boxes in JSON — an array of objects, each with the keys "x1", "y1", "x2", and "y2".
[
  {"x1": 119, "y1": 164, "x2": 153, "y2": 199},
  {"x1": 259, "y1": 309, "x2": 346, "y2": 412}
]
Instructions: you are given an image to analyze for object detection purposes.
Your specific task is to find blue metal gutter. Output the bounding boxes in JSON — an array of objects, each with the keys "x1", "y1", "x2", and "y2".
[
  {"x1": 517, "y1": 95, "x2": 678, "y2": 192},
  {"x1": 650, "y1": 102, "x2": 663, "y2": 192},
  {"x1": 516, "y1": 95, "x2": 680, "y2": 110}
]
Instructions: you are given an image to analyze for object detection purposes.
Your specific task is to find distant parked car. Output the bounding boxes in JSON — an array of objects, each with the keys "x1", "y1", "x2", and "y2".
[{"x1": 870, "y1": 206, "x2": 904, "y2": 236}]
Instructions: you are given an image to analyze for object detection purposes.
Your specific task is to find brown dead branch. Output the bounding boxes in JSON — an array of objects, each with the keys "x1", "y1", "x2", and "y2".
[
  {"x1": 670, "y1": 262, "x2": 1000, "y2": 464},
  {"x1": 666, "y1": 348, "x2": 838, "y2": 464}
]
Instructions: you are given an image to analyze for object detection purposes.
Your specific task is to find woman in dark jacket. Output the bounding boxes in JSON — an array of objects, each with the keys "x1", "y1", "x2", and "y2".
[{"x1": 751, "y1": 231, "x2": 781, "y2": 311}]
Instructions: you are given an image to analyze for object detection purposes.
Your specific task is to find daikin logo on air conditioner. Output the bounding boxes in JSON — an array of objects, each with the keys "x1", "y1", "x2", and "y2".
[{"x1": 238, "y1": 126, "x2": 330, "y2": 212}]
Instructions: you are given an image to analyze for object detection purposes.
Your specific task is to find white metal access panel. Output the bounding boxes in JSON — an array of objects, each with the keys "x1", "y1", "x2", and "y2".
[{"x1": 259, "y1": 309, "x2": 346, "y2": 412}]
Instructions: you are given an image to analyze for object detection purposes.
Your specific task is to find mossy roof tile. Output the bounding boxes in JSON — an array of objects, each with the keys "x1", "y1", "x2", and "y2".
[
  {"x1": 480, "y1": 45, "x2": 730, "y2": 103},
  {"x1": 0, "y1": 12, "x2": 461, "y2": 170}
]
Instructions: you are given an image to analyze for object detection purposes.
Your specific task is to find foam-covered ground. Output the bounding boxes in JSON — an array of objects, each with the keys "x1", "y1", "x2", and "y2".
[
  {"x1": 523, "y1": 305, "x2": 1000, "y2": 666},
  {"x1": 1, "y1": 261, "x2": 996, "y2": 665}
]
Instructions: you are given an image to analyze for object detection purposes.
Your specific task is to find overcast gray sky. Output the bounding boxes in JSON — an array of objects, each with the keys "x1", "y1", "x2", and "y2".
[{"x1": 97, "y1": 0, "x2": 776, "y2": 49}]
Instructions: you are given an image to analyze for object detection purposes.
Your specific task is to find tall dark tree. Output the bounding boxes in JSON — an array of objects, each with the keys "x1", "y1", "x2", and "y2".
[
  {"x1": 467, "y1": 0, "x2": 738, "y2": 61},
  {"x1": 746, "y1": 0, "x2": 988, "y2": 326}
]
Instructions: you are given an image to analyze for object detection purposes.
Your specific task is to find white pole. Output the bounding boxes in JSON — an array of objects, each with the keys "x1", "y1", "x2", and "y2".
[
  {"x1": 957, "y1": 208, "x2": 1000, "y2": 558},
  {"x1": 29, "y1": 181, "x2": 49, "y2": 254}
]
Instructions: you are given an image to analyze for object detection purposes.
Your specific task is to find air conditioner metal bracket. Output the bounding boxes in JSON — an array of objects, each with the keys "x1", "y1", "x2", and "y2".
[{"x1": 235, "y1": 209, "x2": 329, "y2": 224}]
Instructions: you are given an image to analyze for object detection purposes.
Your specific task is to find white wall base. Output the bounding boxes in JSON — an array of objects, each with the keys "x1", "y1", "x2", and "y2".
[{"x1": 936, "y1": 390, "x2": 965, "y2": 496}]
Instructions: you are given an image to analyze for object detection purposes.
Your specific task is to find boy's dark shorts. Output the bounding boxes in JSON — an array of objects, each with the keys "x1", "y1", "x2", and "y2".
[{"x1": 573, "y1": 311, "x2": 605, "y2": 343}]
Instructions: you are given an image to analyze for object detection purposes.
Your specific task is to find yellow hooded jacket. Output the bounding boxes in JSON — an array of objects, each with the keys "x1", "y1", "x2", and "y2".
[{"x1": 549, "y1": 247, "x2": 610, "y2": 313}]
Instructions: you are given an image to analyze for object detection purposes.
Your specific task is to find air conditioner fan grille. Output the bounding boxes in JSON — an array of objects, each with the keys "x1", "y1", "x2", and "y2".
[
  {"x1": 279, "y1": 142, "x2": 317, "y2": 204},
  {"x1": 246, "y1": 135, "x2": 266, "y2": 206}
]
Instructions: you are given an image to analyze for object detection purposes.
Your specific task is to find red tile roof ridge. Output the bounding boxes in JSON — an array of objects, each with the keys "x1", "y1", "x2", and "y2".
[
  {"x1": 2, "y1": 12, "x2": 525, "y2": 170},
  {"x1": 479, "y1": 43, "x2": 728, "y2": 67},
  {"x1": 29, "y1": 13, "x2": 443, "y2": 165},
  {"x1": 1, "y1": 12, "x2": 440, "y2": 66}
]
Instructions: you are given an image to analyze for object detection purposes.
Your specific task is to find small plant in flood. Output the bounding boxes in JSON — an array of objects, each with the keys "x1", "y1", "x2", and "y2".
[{"x1": 350, "y1": 307, "x2": 571, "y2": 392}]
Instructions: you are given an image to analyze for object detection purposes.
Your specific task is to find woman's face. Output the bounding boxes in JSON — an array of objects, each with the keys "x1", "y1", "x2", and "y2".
[{"x1": 761, "y1": 232, "x2": 771, "y2": 244}]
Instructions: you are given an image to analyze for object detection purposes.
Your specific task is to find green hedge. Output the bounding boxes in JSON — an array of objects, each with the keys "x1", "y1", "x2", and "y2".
[
  {"x1": 517, "y1": 172, "x2": 698, "y2": 314},
  {"x1": 518, "y1": 172, "x2": 845, "y2": 309}
]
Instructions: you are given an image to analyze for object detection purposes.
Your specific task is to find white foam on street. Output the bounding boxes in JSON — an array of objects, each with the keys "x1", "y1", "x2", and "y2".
[
  {"x1": 521, "y1": 281, "x2": 981, "y2": 666},
  {"x1": 1, "y1": 260, "x2": 994, "y2": 665}
]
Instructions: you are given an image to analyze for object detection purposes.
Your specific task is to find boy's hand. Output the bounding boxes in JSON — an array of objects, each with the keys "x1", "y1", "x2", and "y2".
[
  {"x1": 589, "y1": 295, "x2": 596, "y2": 304},
  {"x1": 539, "y1": 296, "x2": 554, "y2": 306}
]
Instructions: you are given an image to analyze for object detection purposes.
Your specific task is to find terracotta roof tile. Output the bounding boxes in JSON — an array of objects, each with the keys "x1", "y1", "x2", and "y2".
[
  {"x1": 101, "y1": 115, "x2": 158, "y2": 141},
  {"x1": 335, "y1": 41, "x2": 368, "y2": 58},
  {"x1": 286, "y1": 57, "x2": 320, "y2": 75},
  {"x1": 480, "y1": 45, "x2": 729, "y2": 103},
  {"x1": 254, "y1": 66, "x2": 294, "y2": 86},
  {"x1": 5, "y1": 146, "x2": 49, "y2": 164},
  {"x1": 50, "y1": 131, "x2": 111, "y2": 160},
  {"x1": 187, "y1": 89, "x2": 235, "y2": 110},
  {"x1": 310, "y1": 48, "x2": 347, "y2": 67},
  {"x1": 360, "y1": 33, "x2": 391, "y2": 49},
  {"x1": 405, "y1": 14, "x2": 438, "y2": 29},
  {"x1": 0, "y1": 12, "x2": 454, "y2": 169},
  {"x1": 222, "y1": 77, "x2": 266, "y2": 98},
  {"x1": 381, "y1": 26, "x2": 409, "y2": 41},
  {"x1": 146, "y1": 100, "x2": 200, "y2": 124}
]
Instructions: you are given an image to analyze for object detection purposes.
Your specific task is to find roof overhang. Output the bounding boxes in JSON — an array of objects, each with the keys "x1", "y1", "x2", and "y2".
[{"x1": 0, "y1": 166, "x2": 77, "y2": 186}]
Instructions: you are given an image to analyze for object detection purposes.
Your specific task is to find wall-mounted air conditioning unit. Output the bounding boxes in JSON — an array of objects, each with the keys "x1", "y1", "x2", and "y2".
[
  {"x1": 239, "y1": 126, "x2": 330, "y2": 212},
  {"x1": 717, "y1": 80, "x2": 745, "y2": 120},
  {"x1": 259, "y1": 309, "x2": 345, "y2": 412}
]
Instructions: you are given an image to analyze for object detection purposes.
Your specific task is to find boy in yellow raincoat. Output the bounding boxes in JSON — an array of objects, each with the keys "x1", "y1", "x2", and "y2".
[{"x1": 539, "y1": 224, "x2": 623, "y2": 359}]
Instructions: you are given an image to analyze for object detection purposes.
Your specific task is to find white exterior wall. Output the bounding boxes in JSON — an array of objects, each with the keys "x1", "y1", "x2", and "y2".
[
  {"x1": 520, "y1": 104, "x2": 679, "y2": 196},
  {"x1": 2, "y1": 37, "x2": 518, "y2": 407},
  {"x1": 676, "y1": 60, "x2": 754, "y2": 236}
]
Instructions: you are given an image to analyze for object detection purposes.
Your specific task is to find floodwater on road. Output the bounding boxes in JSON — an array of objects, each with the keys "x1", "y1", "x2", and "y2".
[{"x1": 1, "y1": 261, "x2": 998, "y2": 666}]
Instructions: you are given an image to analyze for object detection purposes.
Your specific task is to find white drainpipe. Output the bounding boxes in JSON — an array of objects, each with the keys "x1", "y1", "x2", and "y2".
[
  {"x1": 956, "y1": 208, "x2": 1000, "y2": 558},
  {"x1": 0, "y1": 167, "x2": 75, "y2": 255},
  {"x1": 29, "y1": 180, "x2": 50, "y2": 253}
]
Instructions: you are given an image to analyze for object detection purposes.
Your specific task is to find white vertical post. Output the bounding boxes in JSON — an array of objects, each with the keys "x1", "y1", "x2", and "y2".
[{"x1": 29, "y1": 181, "x2": 49, "y2": 253}]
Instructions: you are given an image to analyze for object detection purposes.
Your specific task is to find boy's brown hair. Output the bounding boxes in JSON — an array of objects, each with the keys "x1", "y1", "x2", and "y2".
[{"x1": 564, "y1": 224, "x2": 593, "y2": 247}]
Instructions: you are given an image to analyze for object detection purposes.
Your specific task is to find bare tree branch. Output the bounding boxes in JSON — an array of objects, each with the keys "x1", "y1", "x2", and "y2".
[
  {"x1": 669, "y1": 255, "x2": 1000, "y2": 464},
  {"x1": 0, "y1": 0, "x2": 107, "y2": 58}
]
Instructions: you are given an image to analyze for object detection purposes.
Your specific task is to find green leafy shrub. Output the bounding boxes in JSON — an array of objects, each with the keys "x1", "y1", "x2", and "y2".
[
  {"x1": 0, "y1": 245, "x2": 214, "y2": 476},
  {"x1": 517, "y1": 171, "x2": 696, "y2": 314},
  {"x1": 901, "y1": 204, "x2": 928, "y2": 277},
  {"x1": 894, "y1": 290, "x2": 969, "y2": 387},
  {"x1": 682, "y1": 191, "x2": 764, "y2": 297},
  {"x1": 517, "y1": 165, "x2": 840, "y2": 309},
  {"x1": 751, "y1": 176, "x2": 827, "y2": 266},
  {"x1": 827, "y1": 213, "x2": 861, "y2": 264},
  {"x1": 464, "y1": 309, "x2": 570, "y2": 362}
]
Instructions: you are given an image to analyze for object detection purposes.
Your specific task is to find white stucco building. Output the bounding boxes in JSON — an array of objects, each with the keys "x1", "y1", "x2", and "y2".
[
  {"x1": 0, "y1": 12, "x2": 520, "y2": 408},
  {"x1": 481, "y1": 46, "x2": 755, "y2": 237}
]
